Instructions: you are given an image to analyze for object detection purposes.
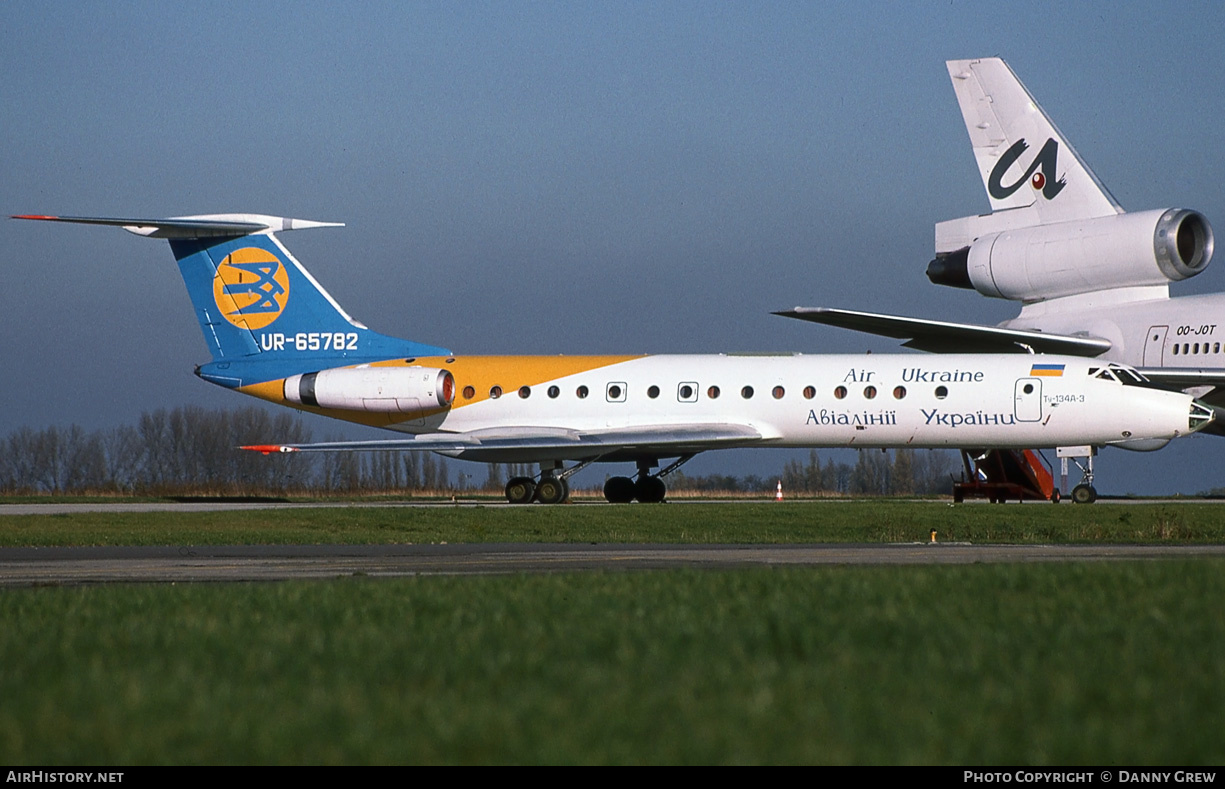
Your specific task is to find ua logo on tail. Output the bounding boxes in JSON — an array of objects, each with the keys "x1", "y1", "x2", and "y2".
[
  {"x1": 213, "y1": 247, "x2": 290, "y2": 330},
  {"x1": 987, "y1": 138, "x2": 1067, "y2": 201}
]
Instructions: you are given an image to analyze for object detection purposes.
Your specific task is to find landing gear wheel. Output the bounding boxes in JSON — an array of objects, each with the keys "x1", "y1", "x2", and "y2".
[
  {"x1": 505, "y1": 476, "x2": 536, "y2": 504},
  {"x1": 1071, "y1": 484, "x2": 1097, "y2": 504},
  {"x1": 535, "y1": 476, "x2": 569, "y2": 505},
  {"x1": 1051, "y1": 489, "x2": 1061, "y2": 504},
  {"x1": 604, "y1": 476, "x2": 636, "y2": 504},
  {"x1": 634, "y1": 476, "x2": 667, "y2": 504}
]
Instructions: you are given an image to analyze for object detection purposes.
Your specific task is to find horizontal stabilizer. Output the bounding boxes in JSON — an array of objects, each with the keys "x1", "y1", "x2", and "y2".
[
  {"x1": 12, "y1": 213, "x2": 343, "y2": 239},
  {"x1": 775, "y1": 307, "x2": 1113, "y2": 356}
]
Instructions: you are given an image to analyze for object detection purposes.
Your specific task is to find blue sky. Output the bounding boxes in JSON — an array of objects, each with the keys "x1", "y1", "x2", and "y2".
[{"x1": 5, "y1": 1, "x2": 1225, "y2": 494}]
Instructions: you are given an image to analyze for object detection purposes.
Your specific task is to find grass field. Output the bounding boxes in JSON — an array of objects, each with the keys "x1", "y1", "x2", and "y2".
[
  {"x1": 3, "y1": 500, "x2": 1225, "y2": 546},
  {"x1": 2, "y1": 500, "x2": 1224, "y2": 764},
  {"x1": 2, "y1": 561, "x2": 1222, "y2": 764}
]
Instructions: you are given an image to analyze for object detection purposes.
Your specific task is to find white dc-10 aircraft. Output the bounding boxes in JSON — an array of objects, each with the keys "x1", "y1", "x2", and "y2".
[
  {"x1": 14, "y1": 213, "x2": 1214, "y2": 503},
  {"x1": 780, "y1": 57, "x2": 1225, "y2": 430}
]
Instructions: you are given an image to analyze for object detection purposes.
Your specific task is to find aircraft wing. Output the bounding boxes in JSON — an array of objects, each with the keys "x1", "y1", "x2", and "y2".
[
  {"x1": 775, "y1": 307, "x2": 1113, "y2": 356},
  {"x1": 1135, "y1": 369, "x2": 1225, "y2": 389},
  {"x1": 243, "y1": 423, "x2": 767, "y2": 463}
]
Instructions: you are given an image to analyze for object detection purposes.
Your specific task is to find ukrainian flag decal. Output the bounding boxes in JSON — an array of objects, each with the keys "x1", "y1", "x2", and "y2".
[{"x1": 1029, "y1": 363, "x2": 1065, "y2": 377}]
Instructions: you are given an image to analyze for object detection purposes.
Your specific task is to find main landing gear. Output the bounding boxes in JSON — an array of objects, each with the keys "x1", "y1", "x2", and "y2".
[
  {"x1": 603, "y1": 455, "x2": 694, "y2": 504},
  {"x1": 504, "y1": 457, "x2": 601, "y2": 505},
  {"x1": 505, "y1": 471, "x2": 571, "y2": 505},
  {"x1": 502, "y1": 455, "x2": 695, "y2": 505}
]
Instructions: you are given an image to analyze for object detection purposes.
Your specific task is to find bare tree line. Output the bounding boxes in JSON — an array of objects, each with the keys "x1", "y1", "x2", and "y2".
[
  {"x1": 778, "y1": 448, "x2": 955, "y2": 496},
  {"x1": 0, "y1": 406, "x2": 453, "y2": 496},
  {"x1": 668, "y1": 448, "x2": 955, "y2": 497},
  {"x1": 0, "y1": 406, "x2": 954, "y2": 497}
]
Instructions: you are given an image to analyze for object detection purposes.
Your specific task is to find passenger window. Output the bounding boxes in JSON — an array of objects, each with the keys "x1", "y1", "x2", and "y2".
[
  {"x1": 863, "y1": 386, "x2": 876, "y2": 399},
  {"x1": 893, "y1": 386, "x2": 906, "y2": 400},
  {"x1": 462, "y1": 385, "x2": 476, "y2": 400},
  {"x1": 489, "y1": 385, "x2": 502, "y2": 399},
  {"x1": 678, "y1": 383, "x2": 697, "y2": 402},
  {"x1": 707, "y1": 385, "x2": 721, "y2": 399},
  {"x1": 741, "y1": 386, "x2": 754, "y2": 399},
  {"x1": 935, "y1": 386, "x2": 948, "y2": 399},
  {"x1": 606, "y1": 383, "x2": 626, "y2": 402},
  {"x1": 772, "y1": 386, "x2": 785, "y2": 399},
  {"x1": 548, "y1": 385, "x2": 560, "y2": 399},
  {"x1": 518, "y1": 386, "x2": 531, "y2": 399},
  {"x1": 647, "y1": 385, "x2": 660, "y2": 399},
  {"x1": 576, "y1": 385, "x2": 589, "y2": 399},
  {"x1": 834, "y1": 386, "x2": 847, "y2": 400},
  {"x1": 803, "y1": 386, "x2": 816, "y2": 399}
]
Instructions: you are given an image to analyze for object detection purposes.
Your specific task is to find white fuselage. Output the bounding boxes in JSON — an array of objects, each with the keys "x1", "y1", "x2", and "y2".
[
  {"x1": 1005, "y1": 292, "x2": 1225, "y2": 372},
  {"x1": 371, "y1": 353, "x2": 1201, "y2": 454}
]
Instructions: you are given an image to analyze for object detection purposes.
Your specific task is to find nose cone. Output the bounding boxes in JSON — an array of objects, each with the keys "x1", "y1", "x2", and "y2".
[{"x1": 1107, "y1": 391, "x2": 1215, "y2": 452}]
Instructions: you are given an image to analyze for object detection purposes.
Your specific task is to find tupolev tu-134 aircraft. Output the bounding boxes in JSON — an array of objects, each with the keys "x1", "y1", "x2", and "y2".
[
  {"x1": 14, "y1": 213, "x2": 1215, "y2": 503},
  {"x1": 780, "y1": 58, "x2": 1225, "y2": 427}
]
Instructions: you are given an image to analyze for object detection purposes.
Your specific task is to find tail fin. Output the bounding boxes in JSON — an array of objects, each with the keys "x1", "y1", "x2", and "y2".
[
  {"x1": 13, "y1": 214, "x2": 451, "y2": 385},
  {"x1": 938, "y1": 58, "x2": 1123, "y2": 251}
]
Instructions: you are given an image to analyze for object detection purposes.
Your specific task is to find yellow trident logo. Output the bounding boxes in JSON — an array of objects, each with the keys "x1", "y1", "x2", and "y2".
[{"x1": 212, "y1": 247, "x2": 290, "y2": 330}]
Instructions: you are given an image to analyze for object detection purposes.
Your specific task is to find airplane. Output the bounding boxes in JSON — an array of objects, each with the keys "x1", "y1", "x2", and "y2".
[
  {"x1": 13, "y1": 213, "x2": 1215, "y2": 504},
  {"x1": 778, "y1": 57, "x2": 1225, "y2": 429}
]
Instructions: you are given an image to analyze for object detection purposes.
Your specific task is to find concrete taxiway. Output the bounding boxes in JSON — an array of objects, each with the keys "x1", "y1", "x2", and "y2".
[{"x1": 3, "y1": 542, "x2": 1225, "y2": 586}]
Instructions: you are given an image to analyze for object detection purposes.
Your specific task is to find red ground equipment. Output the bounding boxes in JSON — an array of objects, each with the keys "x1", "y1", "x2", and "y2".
[{"x1": 952, "y1": 449, "x2": 1059, "y2": 503}]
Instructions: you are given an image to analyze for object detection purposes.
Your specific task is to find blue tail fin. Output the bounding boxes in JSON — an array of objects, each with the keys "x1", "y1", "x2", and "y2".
[{"x1": 13, "y1": 214, "x2": 451, "y2": 387}]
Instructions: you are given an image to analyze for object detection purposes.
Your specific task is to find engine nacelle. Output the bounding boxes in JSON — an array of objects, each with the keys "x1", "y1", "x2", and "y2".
[
  {"x1": 928, "y1": 208, "x2": 1213, "y2": 301},
  {"x1": 284, "y1": 367, "x2": 455, "y2": 413}
]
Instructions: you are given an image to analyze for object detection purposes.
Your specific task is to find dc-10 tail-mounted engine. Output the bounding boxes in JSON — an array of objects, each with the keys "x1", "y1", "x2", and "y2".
[{"x1": 928, "y1": 208, "x2": 1214, "y2": 301}]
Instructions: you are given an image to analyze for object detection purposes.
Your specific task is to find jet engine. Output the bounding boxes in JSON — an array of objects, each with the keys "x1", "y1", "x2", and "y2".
[
  {"x1": 284, "y1": 367, "x2": 455, "y2": 413},
  {"x1": 928, "y1": 208, "x2": 1213, "y2": 301}
]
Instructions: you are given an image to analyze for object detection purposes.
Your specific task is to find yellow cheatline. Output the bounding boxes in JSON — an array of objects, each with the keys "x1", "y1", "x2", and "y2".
[{"x1": 238, "y1": 354, "x2": 645, "y2": 424}]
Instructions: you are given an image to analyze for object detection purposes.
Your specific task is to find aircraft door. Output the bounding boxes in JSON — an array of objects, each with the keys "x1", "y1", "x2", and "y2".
[
  {"x1": 1143, "y1": 325, "x2": 1168, "y2": 366},
  {"x1": 1014, "y1": 378, "x2": 1042, "y2": 422}
]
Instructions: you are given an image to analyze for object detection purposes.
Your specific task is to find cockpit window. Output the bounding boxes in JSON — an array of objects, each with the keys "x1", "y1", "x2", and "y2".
[
  {"x1": 1091, "y1": 364, "x2": 1150, "y2": 385},
  {"x1": 1112, "y1": 365, "x2": 1149, "y2": 384},
  {"x1": 1092, "y1": 368, "x2": 1120, "y2": 382}
]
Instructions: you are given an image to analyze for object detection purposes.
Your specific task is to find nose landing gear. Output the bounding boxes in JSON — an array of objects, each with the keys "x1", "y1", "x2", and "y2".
[{"x1": 1059, "y1": 447, "x2": 1098, "y2": 504}]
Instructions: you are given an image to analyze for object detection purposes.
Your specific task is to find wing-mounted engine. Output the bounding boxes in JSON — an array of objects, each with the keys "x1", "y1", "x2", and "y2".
[
  {"x1": 284, "y1": 367, "x2": 455, "y2": 413},
  {"x1": 929, "y1": 208, "x2": 1213, "y2": 301}
]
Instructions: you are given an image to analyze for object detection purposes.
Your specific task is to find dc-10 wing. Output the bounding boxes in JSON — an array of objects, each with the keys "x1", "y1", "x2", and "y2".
[
  {"x1": 243, "y1": 423, "x2": 767, "y2": 464},
  {"x1": 775, "y1": 307, "x2": 1113, "y2": 356},
  {"x1": 1135, "y1": 368, "x2": 1225, "y2": 389}
]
